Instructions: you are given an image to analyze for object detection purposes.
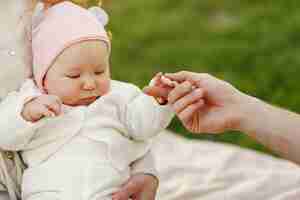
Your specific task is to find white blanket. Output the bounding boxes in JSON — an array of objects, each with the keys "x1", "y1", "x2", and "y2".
[{"x1": 154, "y1": 131, "x2": 300, "y2": 200}]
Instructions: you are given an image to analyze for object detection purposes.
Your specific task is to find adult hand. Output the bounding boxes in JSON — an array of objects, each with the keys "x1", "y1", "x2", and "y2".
[
  {"x1": 145, "y1": 71, "x2": 250, "y2": 134},
  {"x1": 112, "y1": 174, "x2": 158, "y2": 200}
]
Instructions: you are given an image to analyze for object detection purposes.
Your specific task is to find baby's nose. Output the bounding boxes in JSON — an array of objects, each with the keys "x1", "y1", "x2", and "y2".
[{"x1": 83, "y1": 78, "x2": 97, "y2": 90}]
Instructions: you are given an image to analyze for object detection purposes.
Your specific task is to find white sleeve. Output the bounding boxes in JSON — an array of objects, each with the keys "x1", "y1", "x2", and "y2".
[
  {"x1": 130, "y1": 150, "x2": 158, "y2": 179},
  {"x1": 0, "y1": 79, "x2": 43, "y2": 151},
  {"x1": 121, "y1": 85, "x2": 174, "y2": 141}
]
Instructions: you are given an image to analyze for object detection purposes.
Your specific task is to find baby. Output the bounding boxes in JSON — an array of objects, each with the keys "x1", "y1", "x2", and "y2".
[{"x1": 0, "y1": 2, "x2": 173, "y2": 200}]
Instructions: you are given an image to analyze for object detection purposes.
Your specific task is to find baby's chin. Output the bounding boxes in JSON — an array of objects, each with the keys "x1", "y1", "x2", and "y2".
[
  {"x1": 63, "y1": 96, "x2": 98, "y2": 106},
  {"x1": 63, "y1": 92, "x2": 113, "y2": 106},
  {"x1": 62, "y1": 89, "x2": 111, "y2": 106}
]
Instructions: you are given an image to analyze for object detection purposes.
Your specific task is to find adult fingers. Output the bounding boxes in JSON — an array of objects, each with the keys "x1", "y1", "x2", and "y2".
[
  {"x1": 164, "y1": 71, "x2": 195, "y2": 83},
  {"x1": 172, "y1": 88, "x2": 205, "y2": 114},
  {"x1": 112, "y1": 179, "x2": 141, "y2": 200},
  {"x1": 133, "y1": 190, "x2": 156, "y2": 200},
  {"x1": 111, "y1": 192, "x2": 129, "y2": 200},
  {"x1": 168, "y1": 81, "x2": 193, "y2": 104},
  {"x1": 177, "y1": 100, "x2": 205, "y2": 127},
  {"x1": 165, "y1": 71, "x2": 217, "y2": 88}
]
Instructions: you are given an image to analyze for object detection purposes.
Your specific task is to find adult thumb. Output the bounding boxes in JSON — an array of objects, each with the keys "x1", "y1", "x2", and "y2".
[{"x1": 112, "y1": 179, "x2": 142, "y2": 200}]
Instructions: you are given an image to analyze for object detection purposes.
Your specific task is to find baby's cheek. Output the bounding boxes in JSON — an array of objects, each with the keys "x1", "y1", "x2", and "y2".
[
  {"x1": 98, "y1": 79, "x2": 111, "y2": 95},
  {"x1": 59, "y1": 83, "x2": 80, "y2": 100}
]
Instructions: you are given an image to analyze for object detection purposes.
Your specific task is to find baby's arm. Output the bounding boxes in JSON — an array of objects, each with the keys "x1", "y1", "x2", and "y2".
[
  {"x1": 0, "y1": 79, "x2": 59, "y2": 151},
  {"x1": 112, "y1": 151, "x2": 159, "y2": 200},
  {"x1": 130, "y1": 150, "x2": 158, "y2": 179},
  {"x1": 121, "y1": 83, "x2": 174, "y2": 141}
]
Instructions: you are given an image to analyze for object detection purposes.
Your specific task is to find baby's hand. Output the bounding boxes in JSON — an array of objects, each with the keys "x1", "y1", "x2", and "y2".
[
  {"x1": 21, "y1": 95, "x2": 62, "y2": 122},
  {"x1": 144, "y1": 72, "x2": 178, "y2": 105}
]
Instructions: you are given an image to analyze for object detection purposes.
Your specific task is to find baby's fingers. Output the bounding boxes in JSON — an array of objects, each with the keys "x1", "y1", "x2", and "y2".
[
  {"x1": 32, "y1": 105, "x2": 55, "y2": 121},
  {"x1": 149, "y1": 72, "x2": 163, "y2": 87},
  {"x1": 43, "y1": 96, "x2": 62, "y2": 116},
  {"x1": 143, "y1": 86, "x2": 171, "y2": 100},
  {"x1": 46, "y1": 101, "x2": 61, "y2": 116},
  {"x1": 42, "y1": 107, "x2": 56, "y2": 118}
]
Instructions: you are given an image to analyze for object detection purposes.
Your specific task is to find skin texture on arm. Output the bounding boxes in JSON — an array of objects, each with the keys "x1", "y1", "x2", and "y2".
[
  {"x1": 145, "y1": 71, "x2": 300, "y2": 165},
  {"x1": 238, "y1": 96, "x2": 300, "y2": 164}
]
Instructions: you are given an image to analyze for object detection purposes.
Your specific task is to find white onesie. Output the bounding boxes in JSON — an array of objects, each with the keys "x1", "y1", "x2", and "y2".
[{"x1": 0, "y1": 79, "x2": 174, "y2": 200}]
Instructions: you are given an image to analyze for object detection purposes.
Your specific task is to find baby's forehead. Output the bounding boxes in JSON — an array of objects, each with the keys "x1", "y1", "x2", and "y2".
[
  {"x1": 62, "y1": 40, "x2": 109, "y2": 57},
  {"x1": 53, "y1": 41, "x2": 109, "y2": 71},
  {"x1": 54, "y1": 41, "x2": 108, "y2": 65}
]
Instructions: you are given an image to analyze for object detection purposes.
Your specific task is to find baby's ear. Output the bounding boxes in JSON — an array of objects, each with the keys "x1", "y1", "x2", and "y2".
[{"x1": 88, "y1": 6, "x2": 109, "y2": 27}]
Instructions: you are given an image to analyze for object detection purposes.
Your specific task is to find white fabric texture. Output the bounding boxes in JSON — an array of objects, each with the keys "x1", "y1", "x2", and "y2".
[
  {"x1": 0, "y1": 152, "x2": 24, "y2": 200},
  {"x1": 21, "y1": 137, "x2": 130, "y2": 200},
  {"x1": 0, "y1": 0, "x2": 33, "y2": 98},
  {"x1": 2, "y1": 130, "x2": 300, "y2": 200},
  {"x1": 1, "y1": 2, "x2": 300, "y2": 199},
  {"x1": 0, "y1": 80, "x2": 40, "y2": 200},
  {"x1": 0, "y1": 79, "x2": 173, "y2": 200},
  {"x1": 0, "y1": 1, "x2": 35, "y2": 197},
  {"x1": 0, "y1": 191, "x2": 10, "y2": 200},
  {"x1": 154, "y1": 131, "x2": 300, "y2": 200}
]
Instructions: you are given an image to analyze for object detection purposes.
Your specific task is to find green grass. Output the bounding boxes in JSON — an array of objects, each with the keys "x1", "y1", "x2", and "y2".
[{"x1": 88, "y1": 0, "x2": 300, "y2": 155}]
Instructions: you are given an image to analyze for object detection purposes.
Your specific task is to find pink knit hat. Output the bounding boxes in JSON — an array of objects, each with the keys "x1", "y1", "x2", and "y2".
[{"x1": 32, "y1": 1, "x2": 111, "y2": 91}]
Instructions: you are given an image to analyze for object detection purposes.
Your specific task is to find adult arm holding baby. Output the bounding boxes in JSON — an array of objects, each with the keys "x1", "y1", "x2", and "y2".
[{"x1": 145, "y1": 71, "x2": 300, "y2": 165}]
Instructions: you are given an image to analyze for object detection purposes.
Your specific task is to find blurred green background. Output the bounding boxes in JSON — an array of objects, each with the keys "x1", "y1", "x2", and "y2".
[{"x1": 88, "y1": 0, "x2": 300, "y2": 155}]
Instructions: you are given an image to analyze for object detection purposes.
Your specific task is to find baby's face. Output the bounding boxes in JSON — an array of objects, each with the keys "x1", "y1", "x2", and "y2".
[{"x1": 44, "y1": 41, "x2": 110, "y2": 106}]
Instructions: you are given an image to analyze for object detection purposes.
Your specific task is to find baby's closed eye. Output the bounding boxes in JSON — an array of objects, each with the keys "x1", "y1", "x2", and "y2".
[
  {"x1": 65, "y1": 73, "x2": 81, "y2": 79},
  {"x1": 94, "y1": 70, "x2": 104, "y2": 75}
]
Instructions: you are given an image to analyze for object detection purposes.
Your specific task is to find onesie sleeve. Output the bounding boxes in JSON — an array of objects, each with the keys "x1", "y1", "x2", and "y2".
[
  {"x1": 118, "y1": 82, "x2": 174, "y2": 141},
  {"x1": 130, "y1": 150, "x2": 158, "y2": 181},
  {"x1": 0, "y1": 79, "x2": 44, "y2": 150}
]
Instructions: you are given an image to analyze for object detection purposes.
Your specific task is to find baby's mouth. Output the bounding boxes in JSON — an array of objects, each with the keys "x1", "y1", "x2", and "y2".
[{"x1": 79, "y1": 96, "x2": 98, "y2": 105}]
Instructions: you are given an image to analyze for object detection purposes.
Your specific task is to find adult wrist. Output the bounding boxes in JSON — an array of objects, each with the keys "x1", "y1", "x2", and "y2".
[{"x1": 233, "y1": 93, "x2": 266, "y2": 134}]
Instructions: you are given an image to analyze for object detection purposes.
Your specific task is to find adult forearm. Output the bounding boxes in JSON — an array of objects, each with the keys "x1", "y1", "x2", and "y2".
[{"x1": 238, "y1": 95, "x2": 300, "y2": 164}]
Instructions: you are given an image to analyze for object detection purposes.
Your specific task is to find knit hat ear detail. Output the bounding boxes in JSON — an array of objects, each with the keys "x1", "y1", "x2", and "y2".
[{"x1": 88, "y1": 6, "x2": 109, "y2": 27}]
